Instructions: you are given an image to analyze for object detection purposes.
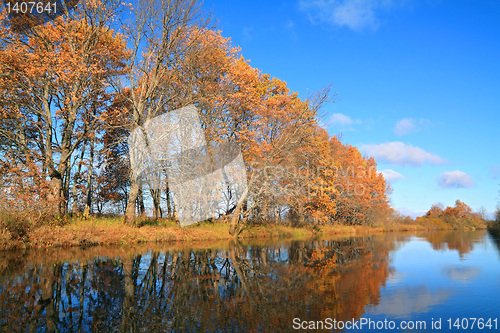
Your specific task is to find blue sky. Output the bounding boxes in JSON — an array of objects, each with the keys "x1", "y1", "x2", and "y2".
[{"x1": 203, "y1": 0, "x2": 500, "y2": 218}]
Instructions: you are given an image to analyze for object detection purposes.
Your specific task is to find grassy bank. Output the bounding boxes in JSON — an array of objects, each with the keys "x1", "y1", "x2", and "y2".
[
  {"x1": 0, "y1": 215, "x2": 355, "y2": 251},
  {"x1": 406, "y1": 215, "x2": 487, "y2": 231},
  {"x1": 0, "y1": 212, "x2": 488, "y2": 251}
]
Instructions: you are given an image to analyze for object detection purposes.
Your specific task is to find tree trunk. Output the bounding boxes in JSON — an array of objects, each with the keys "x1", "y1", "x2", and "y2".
[
  {"x1": 229, "y1": 200, "x2": 244, "y2": 235},
  {"x1": 229, "y1": 189, "x2": 249, "y2": 235},
  {"x1": 150, "y1": 189, "x2": 162, "y2": 220},
  {"x1": 138, "y1": 187, "x2": 145, "y2": 216},
  {"x1": 173, "y1": 205, "x2": 179, "y2": 222},
  {"x1": 71, "y1": 178, "x2": 79, "y2": 215},
  {"x1": 63, "y1": 166, "x2": 71, "y2": 214},
  {"x1": 299, "y1": 207, "x2": 305, "y2": 225},
  {"x1": 124, "y1": 178, "x2": 139, "y2": 225},
  {"x1": 71, "y1": 143, "x2": 86, "y2": 215},
  {"x1": 83, "y1": 138, "x2": 95, "y2": 219},
  {"x1": 48, "y1": 171, "x2": 64, "y2": 216},
  {"x1": 166, "y1": 182, "x2": 172, "y2": 219}
]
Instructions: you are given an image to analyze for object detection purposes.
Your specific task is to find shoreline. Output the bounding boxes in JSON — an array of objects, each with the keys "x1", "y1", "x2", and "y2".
[{"x1": 0, "y1": 215, "x2": 488, "y2": 251}]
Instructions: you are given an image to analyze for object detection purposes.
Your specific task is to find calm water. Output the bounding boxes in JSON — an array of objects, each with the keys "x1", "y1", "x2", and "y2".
[{"x1": 1, "y1": 230, "x2": 499, "y2": 332}]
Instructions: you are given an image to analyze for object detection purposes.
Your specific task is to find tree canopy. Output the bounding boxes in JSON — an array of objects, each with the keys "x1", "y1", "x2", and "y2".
[{"x1": 0, "y1": 0, "x2": 392, "y2": 229}]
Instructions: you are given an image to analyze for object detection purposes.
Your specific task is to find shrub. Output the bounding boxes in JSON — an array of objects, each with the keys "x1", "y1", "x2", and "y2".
[{"x1": 0, "y1": 211, "x2": 32, "y2": 240}]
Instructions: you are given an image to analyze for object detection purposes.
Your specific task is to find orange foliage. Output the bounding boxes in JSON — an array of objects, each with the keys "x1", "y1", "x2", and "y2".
[
  {"x1": 305, "y1": 133, "x2": 391, "y2": 225},
  {"x1": 1, "y1": 8, "x2": 393, "y2": 227},
  {"x1": 418, "y1": 200, "x2": 486, "y2": 230},
  {"x1": 426, "y1": 200, "x2": 472, "y2": 218},
  {"x1": 0, "y1": 5, "x2": 129, "y2": 215}
]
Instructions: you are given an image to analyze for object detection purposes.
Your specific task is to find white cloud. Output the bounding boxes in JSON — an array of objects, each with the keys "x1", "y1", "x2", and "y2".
[
  {"x1": 361, "y1": 141, "x2": 446, "y2": 166},
  {"x1": 394, "y1": 118, "x2": 416, "y2": 136},
  {"x1": 299, "y1": 0, "x2": 404, "y2": 31},
  {"x1": 437, "y1": 170, "x2": 474, "y2": 189},
  {"x1": 326, "y1": 113, "x2": 362, "y2": 130},
  {"x1": 394, "y1": 118, "x2": 430, "y2": 136},
  {"x1": 380, "y1": 169, "x2": 404, "y2": 182}
]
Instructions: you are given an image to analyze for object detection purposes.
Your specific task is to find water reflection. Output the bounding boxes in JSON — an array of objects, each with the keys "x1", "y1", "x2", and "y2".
[
  {"x1": 488, "y1": 228, "x2": 500, "y2": 257},
  {"x1": 421, "y1": 230, "x2": 486, "y2": 258},
  {"x1": 369, "y1": 286, "x2": 453, "y2": 318},
  {"x1": 443, "y1": 266, "x2": 480, "y2": 283},
  {"x1": 0, "y1": 237, "x2": 393, "y2": 332},
  {"x1": 0, "y1": 231, "x2": 498, "y2": 332}
]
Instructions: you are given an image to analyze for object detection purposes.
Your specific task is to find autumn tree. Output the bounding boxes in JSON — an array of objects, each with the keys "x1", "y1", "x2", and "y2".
[
  {"x1": 227, "y1": 75, "x2": 329, "y2": 234},
  {"x1": 443, "y1": 200, "x2": 472, "y2": 218},
  {"x1": 426, "y1": 200, "x2": 472, "y2": 219},
  {"x1": 316, "y1": 135, "x2": 390, "y2": 225},
  {"x1": 426, "y1": 202, "x2": 445, "y2": 217},
  {"x1": 157, "y1": 29, "x2": 390, "y2": 230},
  {"x1": 237, "y1": 122, "x2": 391, "y2": 227},
  {"x1": 82, "y1": 0, "x2": 391, "y2": 229},
  {"x1": 0, "y1": 0, "x2": 128, "y2": 216},
  {"x1": 3, "y1": 0, "x2": 390, "y2": 226},
  {"x1": 94, "y1": 93, "x2": 133, "y2": 215},
  {"x1": 118, "y1": 0, "x2": 213, "y2": 224},
  {"x1": 259, "y1": 125, "x2": 337, "y2": 226}
]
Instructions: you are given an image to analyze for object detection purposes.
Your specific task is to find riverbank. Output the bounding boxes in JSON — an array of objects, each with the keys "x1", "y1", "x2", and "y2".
[{"x1": 0, "y1": 214, "x2": 488, "y2": 251}]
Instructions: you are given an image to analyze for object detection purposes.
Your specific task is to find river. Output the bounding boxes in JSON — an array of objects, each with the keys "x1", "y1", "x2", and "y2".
[{"x1": 1, "y1": 230, "x2": 499, "y2": 332}]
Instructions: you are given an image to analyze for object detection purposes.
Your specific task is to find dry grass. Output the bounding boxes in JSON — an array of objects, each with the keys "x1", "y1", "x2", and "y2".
[
  {"x1": 0, "y1": 215, "x2": 320, "y2": 250},
  {"x1": 0, "y1": 213, "x2": 489, "y2": 251}
]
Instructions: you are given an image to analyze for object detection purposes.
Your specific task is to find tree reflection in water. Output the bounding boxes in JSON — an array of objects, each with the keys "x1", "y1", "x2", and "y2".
[
  {"x1": 423, "y1": 230, "x2": 487, "y2": 258},
  {"x1": 488, "y1": 228, "x2": 500, "y2": 258},
  {"x1": 0, "y1": 235, "x2": 400, "y2": 332}
]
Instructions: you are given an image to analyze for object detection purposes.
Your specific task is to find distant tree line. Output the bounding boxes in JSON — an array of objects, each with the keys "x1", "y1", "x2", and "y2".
[{"x1": 415, "y1": 200, "x2": 487, "y2": 230}]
